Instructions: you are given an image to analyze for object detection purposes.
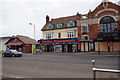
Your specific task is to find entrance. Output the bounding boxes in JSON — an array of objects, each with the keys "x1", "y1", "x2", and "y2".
[
  {"x1": 67, "y1": 44, "x2": 73, "y2": 52},
  {"x1": 47, "y1": 45, "x2": 50, "y2": 52},
  {"x1": 46, "y1": 44, "x2": 54, "y2": 52}
]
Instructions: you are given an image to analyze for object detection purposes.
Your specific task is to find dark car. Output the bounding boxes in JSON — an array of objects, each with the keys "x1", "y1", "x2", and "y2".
[{"x1": 2, "y1": 50, "x2": 23, "y2": 57}]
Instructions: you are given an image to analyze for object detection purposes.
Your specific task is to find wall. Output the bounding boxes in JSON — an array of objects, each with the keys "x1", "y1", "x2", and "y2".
[
  {"x1": 0, "y1": 38, "x2": 10, "y2": 51},
  {"x1": 42, "y1": 27, "x2": 77, "y2": 39},
  {"x1": 111, "y1": 42, "x2": 120, "y2": 51},
  {"x1": 25, "y1": 44, "x2": 32, "y2": 53},
  {"x1": 95, "y1": 42, "x2": 108, "y2": 51}
]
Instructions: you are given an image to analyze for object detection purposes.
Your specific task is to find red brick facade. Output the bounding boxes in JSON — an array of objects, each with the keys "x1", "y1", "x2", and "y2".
[
  {"x1": 5, "y1": 35, "x2": 38, "y2": 53},
  {"x1": 77, "y1": 1, "x2": 120, "y2": 52}
]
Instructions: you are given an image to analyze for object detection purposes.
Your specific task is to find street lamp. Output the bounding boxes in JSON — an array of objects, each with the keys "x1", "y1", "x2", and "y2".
[
  {"x1": 98, "y1": 37, "x2": 100, "y2": 55},
  {"x1": 29, "y1": 23, "x2": 35, "y2": 41},
  {"x1": 98, "y1": 27, "x2": 100, "y2": 55}
]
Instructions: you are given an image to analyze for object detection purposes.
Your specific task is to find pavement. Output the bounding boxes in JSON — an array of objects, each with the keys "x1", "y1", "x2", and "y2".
[{"x1": 27, "y1": 51, "x2": 120, "y2": 57}]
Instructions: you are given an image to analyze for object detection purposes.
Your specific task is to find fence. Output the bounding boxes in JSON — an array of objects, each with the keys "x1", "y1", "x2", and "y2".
[{"x1": 92, "y1": 60, "x2": 120, "y2": 80}]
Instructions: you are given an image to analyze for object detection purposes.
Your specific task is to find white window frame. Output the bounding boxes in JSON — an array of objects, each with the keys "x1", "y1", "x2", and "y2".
[
  {"x1": 57, "y1": 23, "x2": 62, "y2": 28},
  {"x1": 82, "y1": 35, "x2": 89, "y2": 41},
  {"x1": 46, "y1": 23, "x2": 53, "y2": 29},
  {"x1": 67, "y1": 20, "x2": 75, "y2": 27},
  {"x1": 67, "y1": 30, "x2": 75, "y2": 38},
  {"x1": 81, "y1": 25, "x2": 88, "y2": 33},
  {"x1": 58, "y1": 33, "x2": 61, "y2": 38},
  {"x1": 45, "y1": 32, "x2": 53, "y2": 39}
]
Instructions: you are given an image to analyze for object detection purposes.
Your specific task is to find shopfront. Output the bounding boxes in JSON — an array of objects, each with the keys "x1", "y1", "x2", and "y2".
[{"x1": 40, "y1": 38, "x2": 78, "y2": 52}]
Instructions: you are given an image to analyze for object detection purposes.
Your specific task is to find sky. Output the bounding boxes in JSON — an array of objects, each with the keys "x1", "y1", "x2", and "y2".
[{"x1": 0, "y1": 0, "x2": 119, "y2": 41}]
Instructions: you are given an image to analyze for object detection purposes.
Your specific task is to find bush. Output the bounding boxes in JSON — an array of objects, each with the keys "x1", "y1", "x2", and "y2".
[{"x1": 0, "y1": 50, "x2": 4, "y2": 53}]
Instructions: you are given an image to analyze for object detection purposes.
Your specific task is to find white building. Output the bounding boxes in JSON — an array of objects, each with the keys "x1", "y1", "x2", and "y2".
[{"x1": 0, "y1": 37, "x2": 11, "y2": 51}]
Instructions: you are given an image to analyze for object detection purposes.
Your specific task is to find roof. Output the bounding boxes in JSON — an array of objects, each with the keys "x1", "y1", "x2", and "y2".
[
  {"x1": 0, "y1": 36, "x2": 11, "y2": 39},
  {"x1": 41, "y1": 14, "x2": 81, "y2": 31},
  {"x1": 5, "y1": 35, "x2": 38, "y2": 45}
]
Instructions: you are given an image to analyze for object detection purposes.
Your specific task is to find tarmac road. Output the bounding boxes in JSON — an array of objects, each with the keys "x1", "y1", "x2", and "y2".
[{"x1": 2, "y1": 53, "x2": 119, "y2": 78}]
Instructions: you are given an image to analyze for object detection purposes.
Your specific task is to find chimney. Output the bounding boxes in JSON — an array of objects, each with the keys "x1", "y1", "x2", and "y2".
[{"x1": 46, "y1": 15, "x2": 49, "y2": 23}]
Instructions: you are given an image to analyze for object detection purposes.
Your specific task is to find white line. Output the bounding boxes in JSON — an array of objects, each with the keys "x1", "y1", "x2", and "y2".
[
  {"x1": 2, "y1": 73, "x2": 32, "y2": 78},
  {"x1": 93, "y1": 68, "x2": 120, "y2": 73}
]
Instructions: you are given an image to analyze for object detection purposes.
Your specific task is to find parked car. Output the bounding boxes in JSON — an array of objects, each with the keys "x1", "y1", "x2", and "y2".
[{"x1": 2, "y1": 50, "x2": 23, "y2": 57}]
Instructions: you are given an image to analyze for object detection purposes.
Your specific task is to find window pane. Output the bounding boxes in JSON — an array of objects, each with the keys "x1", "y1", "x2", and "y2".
[
  {"x1": 67, "y1": 31, "x2": 74, "y2": 38},
  {"x1": 108, "y1": 28, "x2": 111, "y2": 32},
  {"x1": 82, "y1": 36, "x2": 88, "y2": 40},
  {"x1": 100, "y1": 24, "x2": 103, "y2": 29},
  {"x1": 100, "y1": 29, "x2": 103, "y2": 32},
  {"x1": 111, "y1": 23, "x2": 115, "y2": 28},
  {"x1": 100, "y1": 16, "x2": 115, "y2": 33},
  {"x1": 82, "y1": 26, "x2": 88, "y2": 32},
  {"x1": 70, "y1": 23, "x2": 73, "y2": 27},
  {"x1": 85, "y1": 36, "x2": 88, "y2": 40},
  {"x1": 108, "y1": 24, "x2": 110, "y2": 29},
  {"x1": 58, "y1": 33, "x2": 61, "y2": 38}
]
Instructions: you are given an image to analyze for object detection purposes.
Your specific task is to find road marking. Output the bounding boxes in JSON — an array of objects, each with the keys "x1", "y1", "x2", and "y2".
[{"x1": 2, "y1": 73, "x2": 32, "y2": 78}]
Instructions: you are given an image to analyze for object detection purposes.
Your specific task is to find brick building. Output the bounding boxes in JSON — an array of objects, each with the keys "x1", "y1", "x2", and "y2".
[
  {"x1": 5, "y1": 35, "x2": 38, "y2": 53},
  {"x1": 77, "y1": 0, "x2": 120, "y2": 52},
  {"x1": 40, "y1": 0, "x2": 120, "y2": 52},
  {"x1": 40, "y1": 14, "x2": 80, "y2": 52}
]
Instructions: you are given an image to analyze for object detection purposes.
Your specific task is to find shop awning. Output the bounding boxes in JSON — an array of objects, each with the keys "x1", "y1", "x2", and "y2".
[{"x1": 7, "y1": 42, "x2": 23, "y2": 45}]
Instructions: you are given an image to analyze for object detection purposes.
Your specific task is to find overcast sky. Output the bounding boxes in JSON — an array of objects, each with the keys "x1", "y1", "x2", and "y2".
[{"x1": 0, "y1": 0, "x2": 119, "y2": 40}]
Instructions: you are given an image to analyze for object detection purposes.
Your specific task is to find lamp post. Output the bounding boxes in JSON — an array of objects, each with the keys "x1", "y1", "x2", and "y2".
[
  {"x1": 98, "y1": 28, "x2": 100, "y2": 55},
  {"x1": 98, "y1": 37, "x2": 100, "y2": 55},
  {"x1": 29, "y1": 23, "x2": 35, "y2": 41}
]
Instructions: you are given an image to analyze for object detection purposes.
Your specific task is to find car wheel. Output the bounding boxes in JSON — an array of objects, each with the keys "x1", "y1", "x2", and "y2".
[
  {"x1": 12, "y1": 54, "x2": 15, "y2": 57},
  {"x1": 2, "y1": 54, "x2": 5, "y2": 57}
]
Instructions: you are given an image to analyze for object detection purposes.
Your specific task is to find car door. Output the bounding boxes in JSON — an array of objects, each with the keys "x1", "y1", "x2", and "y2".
[{"x1": 6, "y1": 50, "x2": 12, "y2": 56}]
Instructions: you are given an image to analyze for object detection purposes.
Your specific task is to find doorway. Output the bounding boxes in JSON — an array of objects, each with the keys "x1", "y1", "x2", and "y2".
[
  {"x1": 67, "y1": 44, "x2": 73, "y2": 52},
  {"x1": 47, "y1": 45, "x2": 50, "y2": 52}
]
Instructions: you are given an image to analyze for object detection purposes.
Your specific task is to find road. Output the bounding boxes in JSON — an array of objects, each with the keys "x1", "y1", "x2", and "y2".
[{"x1": 2, "y1": 53, "x2": 120, "y2": 79}]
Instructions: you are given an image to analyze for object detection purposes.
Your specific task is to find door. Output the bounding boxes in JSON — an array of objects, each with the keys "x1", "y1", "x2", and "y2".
[
  {"x1": 67, "y1": 44, "x2": 73, "y2": 52},
  {"x1": 47, "y1": 45, "x2": 50, "y2": 52}
]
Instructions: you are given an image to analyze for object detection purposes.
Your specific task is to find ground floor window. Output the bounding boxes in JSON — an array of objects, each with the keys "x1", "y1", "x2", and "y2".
[
  {"x1": 82, "y1": 35, "x2": 89, "y2": 40},
  {"x1": 79, "y1": 42, "x2": 95, "y2": 52},
  {"x1": 7, "y1": 45, "x2": 23, "y2": 52},
  {"x1": 41, "y1": 43, "x2": 78, "y2": 52},
  {"x1": 55, "y1": 45, "x2": 62, "y2": 52}
]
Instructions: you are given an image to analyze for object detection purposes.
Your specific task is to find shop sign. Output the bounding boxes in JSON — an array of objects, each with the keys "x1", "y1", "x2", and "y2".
[{"x1": 41, "y1": 38, "x2": 77, "y2": 44}]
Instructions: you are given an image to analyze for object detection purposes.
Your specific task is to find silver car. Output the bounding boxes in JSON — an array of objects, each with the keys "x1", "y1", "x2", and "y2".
[{"x1": 2, "y1": 50, "x2": 23, "y2": 57}]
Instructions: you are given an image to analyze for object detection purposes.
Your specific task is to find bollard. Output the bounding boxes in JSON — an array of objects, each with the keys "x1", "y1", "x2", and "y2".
[{"x1": 92, "y1": 60, "x2": 96, "y2": 80}]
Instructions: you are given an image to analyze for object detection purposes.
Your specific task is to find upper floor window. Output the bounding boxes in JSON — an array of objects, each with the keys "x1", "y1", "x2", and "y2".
[
  {"x1": 99, "y1": 16, "x2": 116, "y2": 33},
  {"x1": 58, "y1": 33, "x2": 61, "y2": 38},
  {"x1": 46, "y1": 23, "x2": 53, "y2": 29},
  {"x1": 82, "y1": 26, "x2": 88, "y2": 32},
  {"x1": 57, "y1": 23, "x2": 63, "y2": 28},
  {"x1": 46, "y1": 33, "x2": 53, "y2": 39},
  {"x1": 67, "y1": 30, "x2": 75, "y2": 38},
  {"x1": 67, "y1": 20, "x2": 75, "y2": 27},
  {"x1": 82, "y1": 35, "x2": 88, "y2": 40}
]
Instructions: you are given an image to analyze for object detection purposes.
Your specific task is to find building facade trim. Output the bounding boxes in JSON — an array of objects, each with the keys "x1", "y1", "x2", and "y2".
[{"x1": 95, "y1": 8, "x2": 119, "y2": 16}]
